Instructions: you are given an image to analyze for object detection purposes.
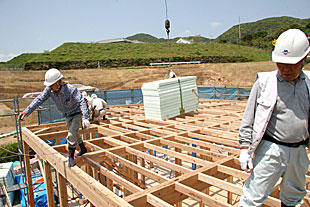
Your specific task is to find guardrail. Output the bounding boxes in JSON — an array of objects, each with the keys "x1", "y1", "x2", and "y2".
[
  {"x1": 0, "y1": 64, "x2": 25, "y2": 71},
  {"x1": 150, "y1": 61, "x2": 201, "y2": 66}
]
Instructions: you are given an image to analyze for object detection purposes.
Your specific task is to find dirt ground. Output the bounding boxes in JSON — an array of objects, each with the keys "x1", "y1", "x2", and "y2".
[
  {"x1": 0, "y1": 61, "x2": 279, "y2": 99},
  {"x1": 1, "y1": 61, "x2": 309, "y2": 145}
]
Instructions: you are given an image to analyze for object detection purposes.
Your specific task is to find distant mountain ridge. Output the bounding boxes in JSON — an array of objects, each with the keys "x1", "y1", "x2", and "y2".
[
  {"x1": 126, "y1": 16, "x2": 310, "y2": 49},
  {"x1": 126, "y1": 33, "x2": 210, "y2": 43},
  {"x1": 217, "y1": 16, "x2": 310, "y2": 48},
  {"x1": 126, "y1": 33, "x2": 164, "y2": 43}
]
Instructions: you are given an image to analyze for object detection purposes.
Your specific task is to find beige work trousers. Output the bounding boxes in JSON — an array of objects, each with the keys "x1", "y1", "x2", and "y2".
[{"x1": 65, "y1": 113, "x2": 82, "y2": 148}]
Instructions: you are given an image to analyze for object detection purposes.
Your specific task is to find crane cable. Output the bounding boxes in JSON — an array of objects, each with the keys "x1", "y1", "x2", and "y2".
[
  {"x1": 162, "y1": 0, "x2": 184, "y2": 114},
  {"x1": 162, "y1": 0, "x2": 177, "y2": 80}
]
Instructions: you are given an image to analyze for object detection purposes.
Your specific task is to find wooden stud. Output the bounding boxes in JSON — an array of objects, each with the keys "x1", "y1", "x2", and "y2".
[
  {"x1": 57, "y1": 172, "x2": 68, "y2": 207},
  {"x1": 43, "y1": 161, "x2": 55, "y2": 206},
  {"x1": 22, "y1": 141, "x2": 35, "y2": 207}
]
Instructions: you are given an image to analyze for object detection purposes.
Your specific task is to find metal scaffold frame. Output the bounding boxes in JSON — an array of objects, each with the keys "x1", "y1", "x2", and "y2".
[{"x1": 0, "y1": 97, "x2": 28, "y2": 206}]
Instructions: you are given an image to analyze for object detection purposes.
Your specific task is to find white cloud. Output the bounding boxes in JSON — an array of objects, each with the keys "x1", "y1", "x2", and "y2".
[
  {"x1": 0, "y1": 53, "x2": 18, "y2": 62},
  {"x1": 180, "y1": 29, "x2": 192, "y2": 37},
  {"x1": 210, "y1": 22, "x2": 221, "y2": 27}
]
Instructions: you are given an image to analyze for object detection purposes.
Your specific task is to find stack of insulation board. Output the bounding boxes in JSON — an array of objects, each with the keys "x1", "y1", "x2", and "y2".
[
  {"x1": 0, "y1": 162, "x2": 15, "y2": 205},
  {"x1": 142, "y1": 76, "x2": 198, "y2": 120}
]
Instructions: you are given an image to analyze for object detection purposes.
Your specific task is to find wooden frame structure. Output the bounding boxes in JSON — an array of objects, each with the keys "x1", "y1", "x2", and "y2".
[{"x1": 21, "y1": 99, "x2": 310, "y2": 207}]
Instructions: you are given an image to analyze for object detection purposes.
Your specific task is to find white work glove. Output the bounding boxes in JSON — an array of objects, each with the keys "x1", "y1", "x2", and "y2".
[
  {"x1": 18, "y1": 112, "x2": 27, "y2": 121},
  {"x1": 82, "y1": 119, "x2": 90, "y2": 129},
  {"x1": 239, "y1": 149, "x2": 253, "y2": 171}
]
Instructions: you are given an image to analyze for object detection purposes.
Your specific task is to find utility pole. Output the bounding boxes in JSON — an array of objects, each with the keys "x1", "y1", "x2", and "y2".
[{"x1": 238, "y1": 16, "x2": 241, "y2": 42}]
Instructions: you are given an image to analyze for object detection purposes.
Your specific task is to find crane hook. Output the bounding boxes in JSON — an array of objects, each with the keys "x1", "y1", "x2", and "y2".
[{"x1": 165, "y1": 19, "x2": 170, "y2": 34}]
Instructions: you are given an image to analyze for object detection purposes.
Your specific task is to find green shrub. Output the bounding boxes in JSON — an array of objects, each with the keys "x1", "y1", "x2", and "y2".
[{"x1": 0, "y1": 143, "x2": 35, "y2": 163}]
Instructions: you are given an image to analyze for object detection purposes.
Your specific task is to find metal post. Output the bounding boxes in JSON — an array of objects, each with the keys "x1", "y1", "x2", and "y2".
[
  {"x1": 15, "y1": 97, "x2": 28, "y2": 206},
  {"x1": 131, "y1": 89, "x2": 134, "y2": 104},
  {"x1": 104, "y1": 90, "x2": 107, "y2": 104},
  {"x1": 14, "y1": 97, "x2": 26, "y2": 176},
  {"x1": 48, "y1": 99, "x2": 52, "y2": 123},
  {"x1": 192, "y1": 138, "x2": 198, "y2": 170},
  {"x1": 37, "y1": 110, "x2": 41, "y2": 125},
  {"x1": 213, "y1": 87, "x2": 216, "y2": 99}
]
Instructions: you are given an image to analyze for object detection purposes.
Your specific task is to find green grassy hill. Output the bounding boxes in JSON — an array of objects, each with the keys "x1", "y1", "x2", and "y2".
[
  {"x1": 7, "y1": 53, "x2": 38, "y2": 64},
  {"x1": 217, "y1": 16, "x2": 310, "y2": 49},
  {"x1": 0, "y1": 53, "x2": 38, "y2": 67},
  {"x1": 3, "y1": 42, "x2": 270, "y2": 70},
  {"x1": 31, "y1": 42, "x2": 269, "y2": 62}
]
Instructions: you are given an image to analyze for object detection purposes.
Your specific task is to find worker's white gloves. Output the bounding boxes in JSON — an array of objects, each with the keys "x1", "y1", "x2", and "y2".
[
  {"x1": 82, "y1": 119, "x2": 90, "y2": 129},
  {"x1": 18, "y1": 112, "x2": 27, "y2": 121},
  {"x1": 239, "y1": 149, "x2": 253, "y2": 171}
]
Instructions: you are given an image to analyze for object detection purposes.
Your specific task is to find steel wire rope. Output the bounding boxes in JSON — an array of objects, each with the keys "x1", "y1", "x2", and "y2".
[{"x1": 162, "y1": 0, "x2": 174, "y2": 80}]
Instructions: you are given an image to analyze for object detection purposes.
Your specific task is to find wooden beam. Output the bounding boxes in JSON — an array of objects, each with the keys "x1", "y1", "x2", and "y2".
[
  {"x1": 38, "y1": 127, "x2": 97, "y2": 140},
  {"x1": 22, "y1": 141, "x2": 35, "y2": 207},
  {"x1": 197, "y1": 172, "x2": 281, "y2": 207},
  {"x1": 147, "y1": 194, "x2": 174, "y2": 207},
  {"x1": 84, "y1": 157, "x2": 143, "y2": 194},
  {"x1": 22, "y1": 127, "x2": 133, "y2": 207},
  {"x1": 197, "y1": 173, "x2": 243, "y2": 196},
  {"x1": 107, "y1": 124, "x2": 133, "y2": 133},
  {"x1": 44, "y1": 161, "x2": 55, "y2": 206},
  {"x1": 125, "y1": 147, "x2": 191, "y2": 174},
  {"x1": 97, "y1": 125, "x2": 124, "y2": 136},
  {"x1": 187, "y1": 132, "x2": 240, "y2": 152},
  {"x1": 57, "y1": 172, "x2": 68, "y2": 207},
  {"x1": 160, "y1": 139, "x2": 227, "y2": 161},
  {"x1": 174, "y1": 182, "x2": 231, "y2": 207},
  {"x1": 104, "y1": 151, "x2": 168, "y2": 183},
  {"x1": 143, "y1": 142, "x2": 211, "y2": 167},
  {"x1": 26, "y1": 121, "x2": 66, "y2": 130}
]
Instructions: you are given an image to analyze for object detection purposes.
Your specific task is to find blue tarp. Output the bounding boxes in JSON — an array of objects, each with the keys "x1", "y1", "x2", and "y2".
[
  {"x1": 95, "y1": 89, "x2": 143, "y2": 105},
  {"x1": 38, "y1": 87, "x2": 250, "y2": 124},
  {"x1": 15, "y1": 173, "x2": 48, "y2": 207},
  {"x1": 47, "y1": 137, "x2": 67, "y2": 146},
  {"x1": 198, "y1": 87, "x2": 250, "y2": 100}
]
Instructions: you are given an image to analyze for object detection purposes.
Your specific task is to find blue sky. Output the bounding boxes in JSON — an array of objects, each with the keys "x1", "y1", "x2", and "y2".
[{"x1": 0, "y1": 0, "x2": 309, "y2": 62}]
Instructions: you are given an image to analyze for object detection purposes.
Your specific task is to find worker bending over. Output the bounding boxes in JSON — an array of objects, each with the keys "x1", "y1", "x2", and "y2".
[
  {"x1": 238, "y1": 29, "x2": 310, "y2": 207},
  {"x1": 88, "y1": 94, "x2": 107, "y2": 121},
  {"x1": 19, "y1": 68, "x2": 90, "y2": 167}
]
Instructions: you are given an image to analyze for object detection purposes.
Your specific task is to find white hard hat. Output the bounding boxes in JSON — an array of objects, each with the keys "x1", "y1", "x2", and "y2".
[
  {"x1": 272, "y1": 29, "x2": 310, "y2": 64},
  {"x1": 44, "y1": 68, "x2": 63, "y2": 86},
  {"x1": 91, "y1": 94, "x2": 98, "y2": 99},
  {"x1": 82, "y1": 91, "x2": 87, "y2": 99}
]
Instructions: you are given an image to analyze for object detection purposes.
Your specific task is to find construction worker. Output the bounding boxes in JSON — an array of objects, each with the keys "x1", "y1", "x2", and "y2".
[
  {"x1": 81, "y1": 91, "x2": 90, "y2": 102},
  {"x1": 81, "y1": 91, "x2": 91, "y2": 116},
  {"x1": 238, "y1": 29, "x2": 310, "y2": 207},
  {"x1": 18, "y1": 68, "x2": 90, "y2": 167},
  {"x1": 88, "y1": 94, "x2": 107, "y2": 121}
]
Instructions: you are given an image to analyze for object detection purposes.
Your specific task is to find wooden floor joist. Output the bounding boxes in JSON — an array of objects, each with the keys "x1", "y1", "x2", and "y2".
[{"x1": 21, "y1": 99, "x2": 310, "y2": 206}]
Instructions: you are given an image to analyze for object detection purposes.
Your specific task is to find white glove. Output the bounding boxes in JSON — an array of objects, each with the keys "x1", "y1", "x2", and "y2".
[
  {"x1": 82, "y1": 119, "x2": 90, "y2": 129},
  {"x1": 18, "y1": 112, "x2": 27, "y2": 120},
  {"x1": 239, "y1": 149, "x2": 253, "y2": 171}
]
